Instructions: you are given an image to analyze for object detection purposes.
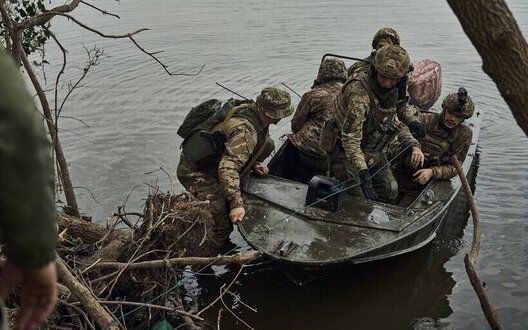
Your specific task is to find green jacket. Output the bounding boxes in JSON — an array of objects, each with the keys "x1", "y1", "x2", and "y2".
[{"x1": 0, "y1": 50, "x2": 57, "y2": 268}]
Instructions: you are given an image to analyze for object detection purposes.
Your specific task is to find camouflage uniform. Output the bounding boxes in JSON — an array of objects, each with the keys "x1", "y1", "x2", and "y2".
[
  {"x1": 331, "y1": 45, "x2": 418, "y2": 202},
  {"x1": 348, "y1": 27, "x2": 400, "y2": 78},
  {"x1": 395, "y1": 88, "x2": 474, "y2": 188},
  {"x1": 289, "y1": 59, "x2": 347, "y2": 182},
  {"x1": 177, "y1": 87, "x2": 292, "y2": 244},
  {"x1": 417, "y1": 112, "x2": 473, "y2": 179}
]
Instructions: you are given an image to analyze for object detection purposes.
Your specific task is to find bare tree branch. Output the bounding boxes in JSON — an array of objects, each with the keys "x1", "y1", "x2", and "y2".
[
  {"x1": 24, "y1": 11, "x2": 148, "y2": 38},
  {"x1": 87, "y1": 251, "x2": 261, "y2": 271},
  {"x1": 80, "y1": 1, "x2": 120, "y2": 19},
  {"x1": 128, "y1": 35, "x2": 207, "y2": 76},
  {"x1": 452, "y1": 155, "x2": 503, "y2": 329},
  {"x1": 0, "y1": 0, "x2": 14, "y2": 51},
  {"x1": 17, "y1": 0, "x2": 82, "y2": 29}
]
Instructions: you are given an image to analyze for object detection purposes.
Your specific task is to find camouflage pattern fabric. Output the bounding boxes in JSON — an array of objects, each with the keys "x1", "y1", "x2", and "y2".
[
  {"x1": 317, "y1": 58, "x2": 347, "y2": 82},
  {"x1": 177, "y1": 112, "x2": 274, "y2": 243},
  {"x1": 256, "y1": 86, "x2": 294, "y2": 119},
  {"x1": 177, "y1": 155, "x2": 232, "y2": 244},
  {"x1": 418, "y1": 112, "x2": 473, "y2": 180},
  {"x1": 290, "y1": 81, "x2": 343, "y2": 157},
  {"x1": 333, "y1": 75, "x2": 418, "y2": 172},
  {"x1": 331, "y1": 146, "x2": 398, "y2": 201},
  {"x1": 442, "y1": 88, "x2": 475, "y2": 119},
  {"x1": 347, "y1": 53, "x2": 374, "y2": 79},
  {"x1": 373, "y1": 45, "x2": 411, "y2": 80},
  {"x1": 372, "y1": 27, "x2": 400, "y2": 49},
  {"x1": 331, "y1": 73, "x2": 419, "y2": 201}
]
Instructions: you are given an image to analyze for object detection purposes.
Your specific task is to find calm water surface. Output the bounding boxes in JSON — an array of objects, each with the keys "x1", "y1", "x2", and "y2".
[{"x1": 43, "y1": 0, "x2": 527, "y2": 328}]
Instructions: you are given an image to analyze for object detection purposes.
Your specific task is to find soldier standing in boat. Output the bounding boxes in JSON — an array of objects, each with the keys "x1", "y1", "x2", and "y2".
[
  {"x1": 348, "y1": 27, "x2": 401, "y2": 79},
  {"x1": 288, "y1": 58, "x2": 348, "y2": 183},
  {"x1": 177, "y1": 87, "x2": 293, "y2": 246},
  {"x1": 326, "y1": 44, "x2": 425, "y2": 203},
  {"x1": 396, "y1": 87, "x2": 475, "y2": 187}
]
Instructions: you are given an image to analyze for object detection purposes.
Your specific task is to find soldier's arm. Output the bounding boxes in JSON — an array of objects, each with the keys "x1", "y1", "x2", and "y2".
[
  {"x1": 218, "y1": 122, "x2": 258, "y2": 209},
  {"x1": 291, "y1": 93, "x2": 312, "y2": 133},
  {"x1": 430, "y1": 126, "x2": 473, "y2": 180},
  {"x1": 339, "y1": 87, "x2": 370, "y2": 171},
  {"x1": 397, "y1": 103, "x2": 420, "y2": 125},
  {"x1": 396, "y1": 123, "x2": 420, "y2": 150},
  {"x1": 0, "y1": 52, "x2": 57, "y2": 269}
]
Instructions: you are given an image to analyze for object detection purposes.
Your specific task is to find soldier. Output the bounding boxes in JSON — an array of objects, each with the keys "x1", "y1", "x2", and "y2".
[
  {"x1": 177, "y1": 87, "x2": 293, "y2": 245},
  {"x1": 348, "y1": 27, "x2": 401, "y2": 79},
  {"x1": 329, "y1": 44, "x2": 424, "y2": 202},
  {"x1": 289, "y1": 58, "x2": 348, "y2": 183},
  {"x1": 0, "y1": 51, "x2": 58, "y2": 329},
  {"x1": 402, "y1": 87, "x2": 475, "y2": 186}
]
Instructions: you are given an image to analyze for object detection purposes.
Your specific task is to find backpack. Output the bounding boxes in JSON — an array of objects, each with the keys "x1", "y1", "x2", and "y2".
[
  {"x1": 177, "y1": 98, "x2": 251, "y2": 139},
  {"x1": 179, "y1": 98, "x2": 254, "y2": 170}
]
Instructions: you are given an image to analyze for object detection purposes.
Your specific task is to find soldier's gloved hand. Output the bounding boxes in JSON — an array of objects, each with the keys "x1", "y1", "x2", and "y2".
[
  {"x1": 359, "y1": 169, "x2": 378, "y2": 200},
  {"x1": 409, "y1": 120, "x2": 426, "y2": 138}
]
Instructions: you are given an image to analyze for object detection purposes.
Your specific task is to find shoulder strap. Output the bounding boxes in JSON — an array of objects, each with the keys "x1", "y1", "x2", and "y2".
[{"x1": 240, "y1": 136, "x2": 270, "y2": 179}]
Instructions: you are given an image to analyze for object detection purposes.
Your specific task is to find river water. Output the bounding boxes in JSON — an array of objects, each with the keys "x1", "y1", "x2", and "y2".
[{"x1": 41, "y1": 0, "x2": 528, "y2": 328}]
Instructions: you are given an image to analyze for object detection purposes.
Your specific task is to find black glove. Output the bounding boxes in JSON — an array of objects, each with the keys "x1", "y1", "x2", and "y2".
[
  {"x1": 359, "y1": 169, "x2": 378, "y2": 200},
  {"x1": 408, "y1": 120, "x2": 426, "y2": 139}
]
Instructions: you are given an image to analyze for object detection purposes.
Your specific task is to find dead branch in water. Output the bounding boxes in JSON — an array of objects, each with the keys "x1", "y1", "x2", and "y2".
[{"x1": 452, "y1": 155, "x2": 503, "y2": 330}]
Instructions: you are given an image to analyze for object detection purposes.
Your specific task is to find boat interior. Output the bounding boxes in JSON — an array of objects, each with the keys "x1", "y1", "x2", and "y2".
[{"x1": 267, "y1": 139, "x2": 428, "y2": 211}]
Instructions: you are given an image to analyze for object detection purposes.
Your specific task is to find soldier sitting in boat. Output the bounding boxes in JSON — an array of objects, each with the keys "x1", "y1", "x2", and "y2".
[
  {"x1": 177, "y1": 87, "x2": 293, "y2": 246},
  {"x1": 325, "y1": 44, "x2": 425, "y2": 204},
  {"x1": 288, "y1": 58, "x2": 348, "y2": 183},
  {"x1": 394, "y1": 87, "x2": 475, "y2": 188},
  {"x1": 348, "y1": 27, "x2": 401, "y2": 79}
]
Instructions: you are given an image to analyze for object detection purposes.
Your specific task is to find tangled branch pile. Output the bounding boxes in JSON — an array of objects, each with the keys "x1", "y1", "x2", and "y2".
[{"x1": 2, "y1": 192, "x2": 260, "y2": 329}]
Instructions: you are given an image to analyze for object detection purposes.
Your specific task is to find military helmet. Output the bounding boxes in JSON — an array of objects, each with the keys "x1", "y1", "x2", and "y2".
[
  {"x1": 317, "y1": 58, "x2": 347, "y2": 82},
  {"x1": 372, "y1": 45, "x2": 411, "y2": 80},
  {"x1": 255, "y1": 86, "x2": 294, "y2": 120},
  {"x1": 442, "y1": 87, "x2": 474, "y2": 119},
  {"x1": 372, "y1": 27, "x2": 400, "y2": 49}
]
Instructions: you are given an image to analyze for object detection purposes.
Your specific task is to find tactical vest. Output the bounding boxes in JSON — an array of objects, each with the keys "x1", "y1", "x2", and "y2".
[
  {"x1": 419, "y1": 113, "x2": 457, "y2": 165},
  {"x1": 182, "y1": 103, "x2": 268, "y2": 172},
  {"x1": 356, "y1": 75, "x2": 401, "y2": 153}
]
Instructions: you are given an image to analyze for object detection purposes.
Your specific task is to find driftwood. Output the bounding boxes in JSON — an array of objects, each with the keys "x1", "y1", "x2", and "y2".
[
  {"x1": 57, "y1": 257, "x2": 121, "y2": 330},
  {"x1": 89, "y1": 250, "x2": 262, "y2": 271},
  {"x1": 452, "y1": 155, "x2": 503, "y2": 329}
]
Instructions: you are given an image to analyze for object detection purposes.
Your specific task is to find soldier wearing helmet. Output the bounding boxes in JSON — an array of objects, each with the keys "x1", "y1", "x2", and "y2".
[
  {"x1": 328, "y1": 45, "x2": 424, "y2": 202},
  {"x1": 406, "y1": 87, "x2": 475, "y2": 185},
  {"x1": 348, "y1": 27, "x2": 401, "y2": 79},
  {"x1": 289, "y1": 58, "x2": 348, "y2": 182},
  {"x1": 177, "y1": 86, "x2": 293, "y2": 246}
]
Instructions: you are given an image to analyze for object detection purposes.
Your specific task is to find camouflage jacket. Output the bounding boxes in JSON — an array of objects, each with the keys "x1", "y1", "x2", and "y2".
[
  {"x1": 289, "y1": 81, "x2": 343, "y2": 157},
  {"x1": 418, "y1": 112, "x2": 473, "y2": 180},
  {"x1": 0, "y1": 51, "x2": 57, "y2": 268},
  {"x1": 215, "y1": 106, "x2": 272, "y2": 209},
  {"x1": 333, "y1": 74, "x2": 418, "y2": 171},
  {"x1": 347, "y1": 53, "x2": 374, "y2": 79}
]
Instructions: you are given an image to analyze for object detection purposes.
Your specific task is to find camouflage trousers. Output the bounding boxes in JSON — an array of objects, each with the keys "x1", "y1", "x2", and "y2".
[
  {"x1": 330, "y1": 149, "x2": 398, "y2": 203},
  {"x1": 176, "y1": 155, "x2": 233, "y2": 247}
]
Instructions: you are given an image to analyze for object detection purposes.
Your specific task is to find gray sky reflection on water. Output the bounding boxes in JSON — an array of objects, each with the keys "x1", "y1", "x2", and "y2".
[{"x1": 43, "y1": 0, "x2": 528, "y2": 328}]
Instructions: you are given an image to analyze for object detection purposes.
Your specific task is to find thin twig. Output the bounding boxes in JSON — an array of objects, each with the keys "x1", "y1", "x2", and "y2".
[
  {"x1": 220, "y1": 284, "x2": 254, "y2": 330},
  {"x1": 128, "y1": 35, "x2": 206, "y2": 76},
  {"x1": 80, "y1": 1, "x2": 120, "y2": 19},
  {"x1": 98, "y1": 301, "x2": 204, "y2": 321},
  {"x1": 197, "y1": 265, "x2": 244, "y2": 316}
]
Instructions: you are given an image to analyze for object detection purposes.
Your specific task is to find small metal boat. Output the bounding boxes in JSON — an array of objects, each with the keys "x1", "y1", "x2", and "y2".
[{"x1": 238, "y1": 110, "x2": 481, "y2": 266}]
